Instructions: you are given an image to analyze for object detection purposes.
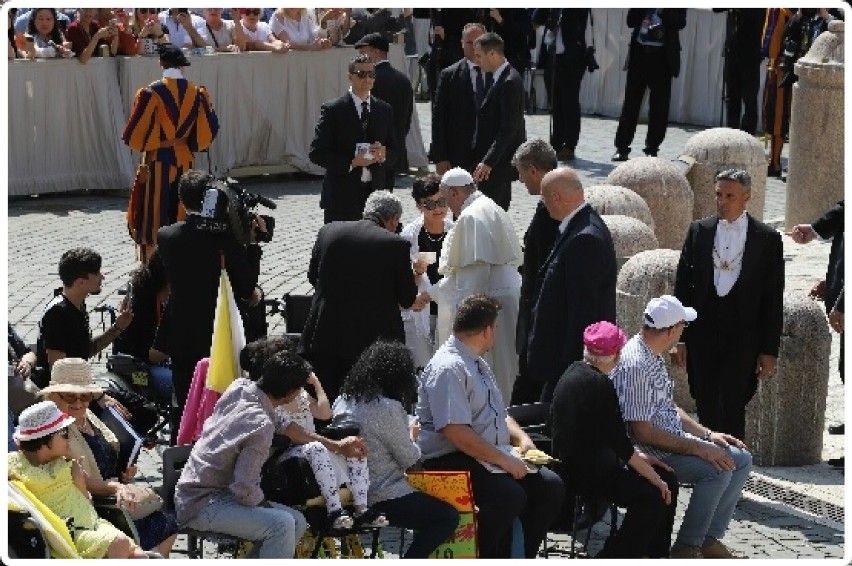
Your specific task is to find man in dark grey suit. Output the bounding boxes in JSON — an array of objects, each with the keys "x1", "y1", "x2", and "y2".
[
  {"x1": 674, "y1": 169, "x2": 784, "y2": 440},
  {"x1": 472, "y1": 32, "x2": 526, "y2": 211},
  {"x1": 526, "y1": 167, "x2": 617, "y2": 401},
  {"x1": 299, "y1": 191, "x2": 418, "y2": 401},
  {"x1": 355, "y1": 32, "x2": 414, "y2": 189},
  {"x1": 310, "y1": 54, "x2": 399, "y2": 223},
  {"x1": 430, "y1": 22, "x2": 486, "y2": 177}
]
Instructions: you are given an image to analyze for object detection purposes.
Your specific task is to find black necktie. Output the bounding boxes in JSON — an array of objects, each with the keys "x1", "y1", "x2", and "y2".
[
  {"x1": 485, "y1": 71, "x2": 494, "y2": 91},
  {"x1": 360, "y1": 100, "x2": 370, "y2": 135},
  {"x1": 474, "y1": 66, "x2": 486, "y2": 106}
]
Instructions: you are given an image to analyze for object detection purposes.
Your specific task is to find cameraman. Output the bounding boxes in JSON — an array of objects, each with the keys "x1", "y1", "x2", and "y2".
[{"x1": 153, "y1": 170, "x2": 262, "y2": 440}]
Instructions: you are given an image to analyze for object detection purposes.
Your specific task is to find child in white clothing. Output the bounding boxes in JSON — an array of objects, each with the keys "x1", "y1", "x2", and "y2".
[{"x1": 276, "y1": 372, "x2": 387, "y2": 530}]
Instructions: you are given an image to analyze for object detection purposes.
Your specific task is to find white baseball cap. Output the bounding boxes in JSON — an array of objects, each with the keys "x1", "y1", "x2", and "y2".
[
  {"x1": 643, "y1": 295, "x2": 697, "y2": 329},
  {"x1": 440, "y1": 167, "x2": 475, "y2": 188}
]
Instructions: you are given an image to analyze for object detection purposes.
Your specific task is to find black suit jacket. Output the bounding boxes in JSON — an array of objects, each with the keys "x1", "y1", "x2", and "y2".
[
  {"x1": 812, "y1": 201, "x2": 844, "y2": 313},
  {"x1": 430, "y1": 58, "x2": 478, "y2": 172},
  {"x1": 627, "y1": 8, "x2": 686, "y2": 78},
  {"x1": 310, "y1": 93, "x2": 398, "y2": 214},
  {"x1": 299, "y1": 217, "x2": 418, "y2": 362},
  {"x1": 154, "y1": 217, "x2": 257, "y2": 362},
  {"x1": 516, "y1": 201, "x2": 561, "y2": 353},
  {"x1": 527, "y1": 205, "x2": 617, "y2": 388},
  {"x1": 674, "y1": 215, "x2": 784, "y2": 358},
  {"x1": 472, "y1": 64, "x2": 526, "y2": 187},
  {"x1": 371, "y1": 60, "x2": 414, "y2": 173}
]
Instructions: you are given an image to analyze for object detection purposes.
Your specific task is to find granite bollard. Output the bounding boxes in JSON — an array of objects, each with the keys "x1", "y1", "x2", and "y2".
[
  {"x1": 744, "y1": 293, "x2": 832, "y2": 466},
  {"x1": 585, "y1": 184, "x2": 655, "y2": 229},
  {"x1": 606, "y1": 157, "x2": 694, "y2": 250},
  {"x1": 601, "y1": 215, "x2": 658, "y2": 270}
]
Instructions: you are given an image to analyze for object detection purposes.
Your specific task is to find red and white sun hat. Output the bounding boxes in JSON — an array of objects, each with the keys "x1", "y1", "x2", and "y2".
[{"x1": 13, "y1": 400, "x2": 75, "y2": 443}]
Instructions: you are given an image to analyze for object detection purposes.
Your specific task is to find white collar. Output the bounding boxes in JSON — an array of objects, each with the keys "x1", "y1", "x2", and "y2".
[
  {"x1": 163, "y1": 68, "x2": 184, "y2": 79},
  {"x1": 348, "y1": 88, "x2": 370, "y2": 107},
  {"x1": 558, "y1": 202, "x2": 588, "y2": 233},
  {"x1": 718, "y1": 211, "x2": 748, "y2": 229},
  {"x1": 492, "y1": 60, "x2": 510, "y2": 82},
  {"x1": 460, "y1": 190, "x2": 482, "y2": 212}
]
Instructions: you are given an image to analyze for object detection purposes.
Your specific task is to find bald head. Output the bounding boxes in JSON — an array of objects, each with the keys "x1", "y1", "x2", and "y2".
[{"x1": 541, "y1": 168, "x2": 585, "y2": 221}]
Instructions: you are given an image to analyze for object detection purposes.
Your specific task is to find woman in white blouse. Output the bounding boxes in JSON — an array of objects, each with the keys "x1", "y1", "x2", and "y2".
[{"x1": 269, "y1": 8, "x2": 331, "y2": 50}]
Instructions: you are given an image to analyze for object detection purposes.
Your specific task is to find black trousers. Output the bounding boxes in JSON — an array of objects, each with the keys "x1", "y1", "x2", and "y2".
[
  {"x1": 322, "y1": 182, "x2": 373, "y2": 224},
  {"x1": 477, "y1": 175, "x2": 511, "y2": 211},
  {"x1": 687, "y1": 291, "x2": 757, "y2": 441},
  {"x1": 510, "y1": 347, "x2": 545, "y2": 405},
  {"x1": 373, "y1": 491, "x2": 460, "y2": 558},
  {"x1": 550, "y1": 49, "x2": 586, "y2": 151},
  {"x1": 595, "y1": 465, "x2": 678, "y2": 558},
  {"x1": 614, "y1": 47, "x2": 673, "y2": 154},
  {"x1": 423, "y1": 451, "x2": 565, "y2": 558},
  {"x1": 301, "y1": 351, "x2": 354, "y2": 404},
  {"x1": 724, "y1": 54, "x2": 761, "y2": 135}
]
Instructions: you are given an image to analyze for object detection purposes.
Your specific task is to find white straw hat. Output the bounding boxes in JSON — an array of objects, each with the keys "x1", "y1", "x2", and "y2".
[
  {"x1": 38, "y1": 358, "x2": 103, "y2": 397},
  {"x1": 14, "y1": 401, "x2": 75, "y2": 442}
]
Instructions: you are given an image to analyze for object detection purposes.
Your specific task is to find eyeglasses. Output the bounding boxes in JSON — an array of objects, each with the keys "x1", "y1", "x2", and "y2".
[
  {"x1": 58, "y1": 393, "x2": 93, "y2": 403},
  {"x1": 245, "y1": 9, "x2": 261, "y2": 16},
  {"x1": 419, "y1": 197, "x2": 447, "y2": 210},
  {"x1": 351, "y1": 70, "x2": 376, "y2": 79},
  {"x1": 138, "y1": 9, "x2": 158, "y2": 15}
]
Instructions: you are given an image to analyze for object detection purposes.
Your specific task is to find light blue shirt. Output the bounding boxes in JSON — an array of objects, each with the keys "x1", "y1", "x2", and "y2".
[{"x1": 415, "y1": 335, "x2": 510, "y2": 460}]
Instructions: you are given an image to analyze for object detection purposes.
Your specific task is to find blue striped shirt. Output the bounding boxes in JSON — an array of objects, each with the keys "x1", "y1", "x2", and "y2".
[{"x1": 610, "y1": 335, "x2": 696, "y2": 459}]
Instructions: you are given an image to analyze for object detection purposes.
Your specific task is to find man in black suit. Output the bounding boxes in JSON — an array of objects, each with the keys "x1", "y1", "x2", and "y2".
[
  {"x1": 526, "y1": 167, "x2": 617, "y2": 402},
  {"x1": 299, "y1": 191, "x2": 418, "y2": 401},
  {"x1": 713, "y1": 9, "x2": 765, "y2": 135},
  {"x1": 355, "y1": 32, "x2": 414, "y2": 190},
  {"x1": 791, "y1": 201, "x2": 844, "y2": 450},
  {"x1": 674, "y1": 169, "x2": 784, "y2": 440},
  {"x1": 154, "y1": 170, "x2": 259, "y2": 430},
  {"x1": 310, "y1": 53, "x2": 399, "y2": 224},
  {"x1": 509, "y1": 139, "x2": 560, "y2": 405},
  {"x1": 471, "y1": 32, "x2": 527, "y2": 211},
  {"x1": 532, "y1": 9, "x2": 590, "y2": 162},
  {"x1": 612, "y1": 8, "x2": 687, "y2": 161},
  {"x1": 430, "y1": 22, "x2": 486, "y2": 177}
]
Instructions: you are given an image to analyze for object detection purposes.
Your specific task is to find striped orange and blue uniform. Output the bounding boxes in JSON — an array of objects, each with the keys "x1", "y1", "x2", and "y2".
[
  {"x1": 761, "y1": 8, "x2": 793, "y2": 170},
  {"x1": 122, "y1": 77, "x2": 219, "y2": 257}
]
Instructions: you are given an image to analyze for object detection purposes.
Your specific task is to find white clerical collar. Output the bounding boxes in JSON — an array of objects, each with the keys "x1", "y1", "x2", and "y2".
[
  {"x1": 163, "y1": 68, "x2": 184, "y2": 79},
  {"x1": 348, "y1": 88, "x2": 371, "y2": 108},
  {"x1": 719, "y1": 211, "x2": 748, "y2": 229},
  {"x1": 558, "y1": 202, "x2": 588, "y2": 233},
  {"x1": 460, "y1": 190, "x2": 482, "y2": 212}
]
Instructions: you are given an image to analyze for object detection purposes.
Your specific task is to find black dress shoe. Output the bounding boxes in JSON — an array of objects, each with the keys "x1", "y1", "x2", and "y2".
[
  {"x1": 767, "y1": 164, "x2": 782, "y2": 177},
  {"x1": 828, "y1": 457, "x2": 844, "y2": 468},
  {"x1": 643, "y1": 147, "x2": 658, "y2": 157},
  {"x1": 611, "y1": 151, "x2": 629, "y2": 162},
  {"x1": 829, "y1": 423, "x2": 845, "y2": 435}
]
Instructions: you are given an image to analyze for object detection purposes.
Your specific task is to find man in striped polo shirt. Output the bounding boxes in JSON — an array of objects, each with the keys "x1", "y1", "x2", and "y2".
[{"x1": 610, "y1": 295, "x2": 752, "y2": 559}]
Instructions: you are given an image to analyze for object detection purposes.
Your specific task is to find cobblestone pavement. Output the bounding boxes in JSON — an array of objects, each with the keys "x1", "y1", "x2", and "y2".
[{"x1": 7, "y1": 104, "x2": 846, "y2": 559}]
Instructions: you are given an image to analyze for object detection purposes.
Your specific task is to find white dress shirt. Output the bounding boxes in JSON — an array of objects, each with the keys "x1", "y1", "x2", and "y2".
[
  {"x1": 349, "y1": 89, "x2": 372, "y2": 183},
  {"x1": 558, "y1": 202, "x2": 588, "y2": 234},
  {"x1": 713, "y1": 211, "x2": 748, "y2": 297}
]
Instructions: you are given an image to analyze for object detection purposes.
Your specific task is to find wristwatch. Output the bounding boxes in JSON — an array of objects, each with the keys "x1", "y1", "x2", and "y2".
[{"x1": 703, "y1": 428, "x2": 713, "y2": 442}]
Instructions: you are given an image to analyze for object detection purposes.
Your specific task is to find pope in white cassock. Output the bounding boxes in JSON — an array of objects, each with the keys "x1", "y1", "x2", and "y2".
[{"x1": 415, "y1": 168, "x2": 522, "y2": 400}]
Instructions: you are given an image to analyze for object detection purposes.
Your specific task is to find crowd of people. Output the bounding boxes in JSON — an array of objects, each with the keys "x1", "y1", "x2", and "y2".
[{"x1": 7, "y1": 6, "x2": 845, "y2": 562}]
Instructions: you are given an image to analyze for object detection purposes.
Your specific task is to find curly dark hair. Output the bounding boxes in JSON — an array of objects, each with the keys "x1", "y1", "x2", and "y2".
[
  {"x1": 258, "y1": 351, "x2": 312, "y2": 399},
  {"x1": 340, "y1": 340, "x2": 417, "y2": 408},
  {"x1": 58, "y1": 248, "x2": 102, "y2": 286},
  {"x1": 411, "y1": 173, "x2": 441, "y2": 203},
  {"x1": 240, "y1": 336, "x2": 299, "y2": 380}
]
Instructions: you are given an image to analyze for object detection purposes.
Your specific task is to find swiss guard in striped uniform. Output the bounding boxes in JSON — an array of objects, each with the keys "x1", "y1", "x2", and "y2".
[
  {"x1": 122, "y1": 43, "x2": 219, "y2": 261},
  {"x1": 760, "y1": 8, "x2": 793, "y2": 179}
]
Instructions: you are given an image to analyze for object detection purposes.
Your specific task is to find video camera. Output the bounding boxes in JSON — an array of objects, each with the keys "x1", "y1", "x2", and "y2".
[{"x1": 195, "y1": 178, "x2": 276, "y2": 246}]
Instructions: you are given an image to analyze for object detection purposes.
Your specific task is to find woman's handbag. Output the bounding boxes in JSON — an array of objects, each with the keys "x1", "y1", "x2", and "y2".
[
  {"x1": 320, "y1": 412, "x2": 361, "y2": 441},
  {"x1": 124, "y1": 484, "x2": 164, "y2": 520}
]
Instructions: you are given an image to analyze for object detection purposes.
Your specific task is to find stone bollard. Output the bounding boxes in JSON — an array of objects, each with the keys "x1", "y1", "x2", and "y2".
[
  {"x1": 586, "y1": 184, "x2": 655, "y2": 229},
  {"x1": 680, "y1": 128, "x2": 767, "y2": 221},
  {"x1": 786, "y1": 20, "x2": 845, "y2": 229},
  {"x1": 601, "y1": 215, "x2": 658, "y2": 270},
  {"x1": 606, "y1": 157, "x2": 694, "y2": 250},
  {"x1": 616, "y1": 249, "x2": 695, "y2": 411},
  {"x1": 745, "y1": 293, "x2": 831, "y2": 466}
]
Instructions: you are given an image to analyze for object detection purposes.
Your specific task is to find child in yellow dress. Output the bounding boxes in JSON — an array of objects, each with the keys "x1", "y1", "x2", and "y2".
[{"x1": 8, "y1": 401, "x2": 148, "y2": 559}]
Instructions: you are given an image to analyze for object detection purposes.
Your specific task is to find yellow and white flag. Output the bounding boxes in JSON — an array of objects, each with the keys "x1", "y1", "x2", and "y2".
[{"x1": 206, "y1": 269, "x2": 246, "y2": 393}]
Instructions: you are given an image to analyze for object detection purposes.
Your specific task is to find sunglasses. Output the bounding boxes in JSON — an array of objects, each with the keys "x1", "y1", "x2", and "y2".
[
  {"x1": 138, "y1": 8, "x2": 159, "y2": 15},
  {"x1": 351, "y1": 70, "x2": 376, "y2": 79},
  {"x1": 58, "y1": 392, "x2": 93, "y2": 403},
  {"x1": 245, "y1": 9, "x2": 261, "y2": 16},
  {"x1": 419, "y1": 197, "x2": 447, "y2": 210}
]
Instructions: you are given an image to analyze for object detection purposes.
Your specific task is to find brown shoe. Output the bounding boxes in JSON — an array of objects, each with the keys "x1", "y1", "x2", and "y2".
[
  {"x1": 701, "y1": 539, "x2": 747, "y2": 559},
  {"x1": 670, "y1": 543, "x2": 703, "y2": 559}
]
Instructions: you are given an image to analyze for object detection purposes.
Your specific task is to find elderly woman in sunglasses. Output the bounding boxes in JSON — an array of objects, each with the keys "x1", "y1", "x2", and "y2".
[
  {"x1": 240, "y1": 8, "x2": 289, "y2": 53},
  {"x1": 132, "y1": 8, "x2": 170, "y2": 56},
  {"x1": 40, "y1": 358, "x2": 178, "y2": 557},
  {"x1": 400, "y1": 174, "x2": 454, "y2": 370}
]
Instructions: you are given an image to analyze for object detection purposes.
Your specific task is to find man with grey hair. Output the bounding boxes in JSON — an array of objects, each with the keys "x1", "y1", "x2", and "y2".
[
  {"x1": 299, "y1": 190, "x2": 417, "y2": 400},
  {"x1": 527, "y1": 167, "x2": 617, "y2": 401},
  {"x1": 413, "y1": 168, "x2": 522, "y2": 400},
  {"x1": 511, "y1": 139, "x2": 561, "y2": 403},
  {"x1": 673, "y1": 168, "x2": 784, "y2": 441}
]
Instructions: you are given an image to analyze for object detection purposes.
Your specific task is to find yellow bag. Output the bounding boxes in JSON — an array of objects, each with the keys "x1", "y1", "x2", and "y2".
[{"x1": 406, "y1": 470, "x2": 478, "y2": 558}]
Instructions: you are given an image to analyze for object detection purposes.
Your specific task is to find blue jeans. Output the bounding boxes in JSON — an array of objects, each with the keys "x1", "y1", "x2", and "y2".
[
  {"x1": 8, "y1": 410, "x2": 17, "y2": 451},
  {"x1": 183, "y1": 494, "x2": 307, "y2": 558},
  {"x1": 663, "y1": 445, "x2": 752, "y2": 547}
]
